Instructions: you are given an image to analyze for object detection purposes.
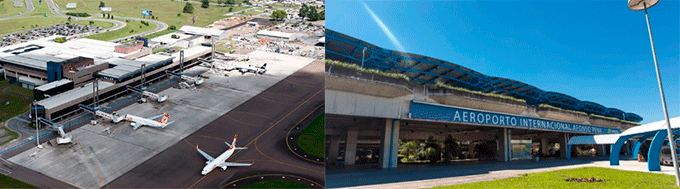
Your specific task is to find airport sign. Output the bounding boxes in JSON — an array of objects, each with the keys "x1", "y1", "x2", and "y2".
[{"x1": 410, "y1": 101, "x2": 622, "y2": 134}]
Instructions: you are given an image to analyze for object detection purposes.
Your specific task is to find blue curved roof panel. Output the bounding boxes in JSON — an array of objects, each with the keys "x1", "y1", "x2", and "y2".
[{"x1": 325, "y1": 29, "x2": 642, "y2": 122}]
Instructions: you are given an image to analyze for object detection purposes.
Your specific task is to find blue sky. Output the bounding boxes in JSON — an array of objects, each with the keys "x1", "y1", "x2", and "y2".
[{"x1": 327, "y1": 1, "x2": 679, "y2": 124}]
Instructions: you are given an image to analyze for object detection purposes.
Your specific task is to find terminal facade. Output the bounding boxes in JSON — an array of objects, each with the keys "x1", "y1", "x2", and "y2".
[{"x1": 325, "y1": 30, "x2": 641, "y2": 169}]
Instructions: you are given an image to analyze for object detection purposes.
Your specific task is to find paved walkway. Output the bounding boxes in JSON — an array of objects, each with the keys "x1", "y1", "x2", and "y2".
[{"x1": 327, "y1": 157, "x2": 678, "y2": 189}]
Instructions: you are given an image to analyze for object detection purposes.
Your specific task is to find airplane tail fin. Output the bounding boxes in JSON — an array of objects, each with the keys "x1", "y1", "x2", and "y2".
[
  {"x1": 157, "y1": 112, "x2": 170, "y2": 124},
  {"x1": 261, "y1": 63, "x2": 267, "y2": 69},
  {"x1": 231, "y1": 134, "x2": 238, "y2": 150}
]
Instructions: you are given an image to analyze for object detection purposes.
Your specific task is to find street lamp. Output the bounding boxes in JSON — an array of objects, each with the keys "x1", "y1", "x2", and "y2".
[
  {"x1": 628, "y1": 0, "x2": 679, "y2": 186},
  {"x1": 32, "y1": 101, "x2": 42, "y2": 149},
  {"x1": 361, "y1": 47, "x2": 367, "y2": 68}
]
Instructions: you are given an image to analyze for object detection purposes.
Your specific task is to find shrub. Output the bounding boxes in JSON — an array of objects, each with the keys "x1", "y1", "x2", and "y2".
[
  {"x1": 169, "y1": 25, "x2": 176, "y2": 30},
  {"x1": 538, "y1": 104, "x2": 588, "y2": 116},
  {"x1": 183, "y1": 2, "x2": 194, "y2": 13},
  {"x1": 65, "y1": 12, "x2": 91, "y2": 17},
  {"x1": 53, "y1": 37, "x2": 67, "y2": 43}
]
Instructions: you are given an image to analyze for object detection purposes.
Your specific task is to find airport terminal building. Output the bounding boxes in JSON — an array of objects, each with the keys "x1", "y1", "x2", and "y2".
[
  {"x1": 324, "y1": 29, "x2": 642, "y2": 169},
  {"x1": 0, "y1": 35, "x2": 211, "y2": 122}
]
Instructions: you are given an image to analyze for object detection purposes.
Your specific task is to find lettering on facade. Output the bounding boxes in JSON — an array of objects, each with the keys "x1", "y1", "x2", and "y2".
[{"x1": 411, "y1": 102, "x2": 621, "y2": 134}]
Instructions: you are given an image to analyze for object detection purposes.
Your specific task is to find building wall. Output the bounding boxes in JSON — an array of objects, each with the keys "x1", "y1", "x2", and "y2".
[
  {"x1": 62, "y1": 63, "x2": 108, "y2": 87},
  {"x1": 3, "y1": 64, "x2": 47, "y2": 80}
]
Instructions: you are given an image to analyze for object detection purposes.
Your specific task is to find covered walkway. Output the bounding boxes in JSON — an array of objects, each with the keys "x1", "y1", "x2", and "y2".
[{"x1": 568, "y1": 117, "x2": 680, "y2": 171}]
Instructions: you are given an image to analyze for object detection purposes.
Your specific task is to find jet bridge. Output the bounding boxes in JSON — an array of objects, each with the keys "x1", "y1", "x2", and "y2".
[
  {"x1": 79, "y1": 104, "x2": 124, "y2": 123},
  {"x1": 37, "y1": 118, "x2": 72, "y2": 145},
  {"x1": 127, "y1": 86, "x2": 168, "y2": 103},
  {"x1": 166, "y1": 70, "x2": 204, "y2": 85}
]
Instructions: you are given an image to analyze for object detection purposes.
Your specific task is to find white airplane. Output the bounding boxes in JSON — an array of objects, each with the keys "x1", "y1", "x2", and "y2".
[
  {"x1": 222, "y1": 63, "x2": 267, "y2": 75},
  {"x1": 124, "y1": 112, "x2": 174, "y2": 130},
  {"x1": 196, "y1": 134, "x2": 252, "y2": 175}
]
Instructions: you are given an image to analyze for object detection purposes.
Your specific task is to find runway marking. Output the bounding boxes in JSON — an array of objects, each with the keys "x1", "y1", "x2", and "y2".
[
  {"x1": 188, "y1": 88, "x2": 323, "y2": 189},
  {"x1": 183, "y1": 138, "x2": 223, "y2": 155},
  {"x1": 0, "y1": 157, "x2": 13, "y2": 165},
  {"x1": 220, "y1": 173, "x2": 323, "y2": 188},
  {"x1": 256, "y1": 95, "x2": 296, "y2": 105},
  {"x1": 0, "y1": 167, "x2": 11, "y2": 175},
  {"x1": 228, "y1": 111, "x2": 271, "y2": 120},
  {"x1": 254, "y1": 139, "x2": 274, "y2": 161},
  {"x1": 285, "y1": 104, "x2": 324, "y2": 164},
  {"x1": 260, "y1": 92, "x2": 297, "y2": 99},
  {"x1": 283, "y1": 77, "x2": 323, "y2": 88},
  {"x1": 225, "y1": 114, "x2": 261, "y2": 127}
]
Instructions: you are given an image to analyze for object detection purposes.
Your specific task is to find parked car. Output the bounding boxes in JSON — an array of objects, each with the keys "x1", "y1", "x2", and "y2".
[{"x1": 660, "y1": 146, "x2": 680, "y2": 166}]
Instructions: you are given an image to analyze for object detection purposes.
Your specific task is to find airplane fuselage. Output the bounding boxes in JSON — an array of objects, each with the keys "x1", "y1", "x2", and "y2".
[
  {"x1": 202, "y1": 148, "x2": 235, "y2": 175},
  {"x1": 125, "y1": 114, "x2": 165, "y2": 128}
]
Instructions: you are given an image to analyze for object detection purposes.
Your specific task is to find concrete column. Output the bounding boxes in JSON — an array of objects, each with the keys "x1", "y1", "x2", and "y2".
[
  {"x1": 541, "y1": 138, "x2": 549, "y2": 156},
  {"x1": 379, "y1": 119, "x2": 400, "y2": 169},
  {"x1": 560, "y1": 133, "x2": 568, "y2": 158},
  {"x1": 498, "y1": 128, "x2": 509, "y2": 162},
  {"x1": 328, "y1": 136, "x2": 340, "y2": 165},
  {"x1": 595, "y1": 145, "x2": 608, "y2": 157},
  {"x1": 344, "y1": 128, "x2": 358, "y2": 166}
]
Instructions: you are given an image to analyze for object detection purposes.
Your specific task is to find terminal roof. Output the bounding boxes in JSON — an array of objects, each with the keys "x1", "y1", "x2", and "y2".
[{"x1": 36, "y1": 81, "x2": 115, "y2": 109}]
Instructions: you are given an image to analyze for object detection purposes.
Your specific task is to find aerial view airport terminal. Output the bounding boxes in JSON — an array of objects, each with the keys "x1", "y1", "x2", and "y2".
[
  {"x1": 0, "y1": 7, "x2": 325, "y2": 187},
  {"x1": 325, "y1": 29, "x2": 646, "y2": 170}
]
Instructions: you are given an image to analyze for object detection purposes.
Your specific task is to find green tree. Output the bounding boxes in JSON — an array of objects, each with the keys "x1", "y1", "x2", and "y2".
[
  {"x1": 442, "y1": 134, "x2": 459, "y2": 162},
  {"x1": 89, "y1": 20, "x2": 94, "y2": 25},
  {"x1": 270, "y1": 10, "x2": 286, "y2": 21},
  {"x1": 169, "y1": 25, "x2": 176, "y2": 30},
  {"x1": 298, "y1": 4, "x2": 309, "y2": 20},
  {"x1": 228, "y1": 7, "x2": 233, "y2": 12},
  {"x1": 422, "y1": 136, "x2": 442, "y2": 163},
  {"x1": 67, "y1": 16, "x2": 71, "y2": 22},
  {"x1": 306, "y1": 6, "x2": 318, "y2": 21},
  {"x1": 99, "y1": 1, "x2": 105, "y2": 8},
  {"x1": 183, "y1": 2, "x2": 194, "y2": 13},
  {"x1": 217, "y1": 0, "x2": 222, "y2": 5},
  {"x1": 201, "y1": 0, "x2": 209, "y2": 8},
  {"x1": 319, "y1": 10, "x2": 324, "y2": 20},
  {"x1": 226, "y1": 0, "x2": 235, "y2": 5}
]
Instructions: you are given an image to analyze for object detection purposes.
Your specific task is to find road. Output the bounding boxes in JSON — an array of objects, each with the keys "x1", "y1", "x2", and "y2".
[
  {"x1": 0, "y1": 0, "x2": 34, "y2": 21},
  {"x1": 45, "y1": 0, "x2": 126, "y2": 32},
  {"x1": 45, "y1": 0, "x2": 168, "y2": 42},
  {"x1": 109, "y1": 15, "x2": 168, "y2": 42},
  {"x1": 106, "y1": 60, "x2": 325, "y2": 188}
]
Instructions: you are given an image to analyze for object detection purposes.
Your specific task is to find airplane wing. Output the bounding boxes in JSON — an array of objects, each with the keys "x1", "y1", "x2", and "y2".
[
  {"x1": 147, "y1": 114, "x2": 165, "y2": 120},
  {"x1": 197, "y1": 147, "x2": 215, "y2": 162},
  {"x1": 219, "y1": 162, "x2": 252, "y2": 167}
]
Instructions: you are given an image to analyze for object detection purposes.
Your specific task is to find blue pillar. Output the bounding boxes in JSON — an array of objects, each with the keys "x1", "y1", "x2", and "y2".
[
  {"x1": 631, "y1": 133, "x2": 656, "y2": 159},
  {"x1": 567, "y1": 144, "x2": 572, "y2": 160},
  {"x1": 648, "y1": 130, "x2": 667, "y2": 171},
  {"x1": 610, "y1": 135, "x2": 633, "y2": 165}
]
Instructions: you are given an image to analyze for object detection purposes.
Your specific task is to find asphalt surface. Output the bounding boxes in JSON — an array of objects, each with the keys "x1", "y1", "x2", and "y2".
[
  {"x1": 106, "y1": 60, "x2": 324, "y2": 188},
  {"x1": 0, "y1": 157, "x2": 76, "y2": 188}
]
